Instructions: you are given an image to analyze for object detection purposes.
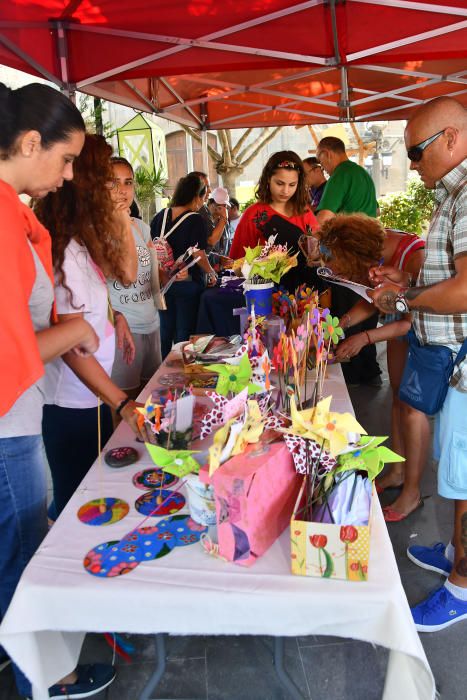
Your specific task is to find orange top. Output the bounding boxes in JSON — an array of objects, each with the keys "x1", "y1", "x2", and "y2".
[{"x1": 0, "y1": 180, "x2": 55, "y2": 416}]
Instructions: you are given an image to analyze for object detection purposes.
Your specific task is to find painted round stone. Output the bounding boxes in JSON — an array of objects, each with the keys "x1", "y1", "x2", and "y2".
[
  {"x1": 134, "y1": 489, "x2": 185, "y2": 517},
  {"x1": 77, "y1": 498, "x2": 129, "y2": 526},
  {"x1": 132, "y1": 468, "x2": 179, "y2": 491},
  {"x1": 157, "y1": 514, "x2": 208, "y2": 547},
  {"x1": 104, "y1": 446, "x2": 139, "y2": 468}
]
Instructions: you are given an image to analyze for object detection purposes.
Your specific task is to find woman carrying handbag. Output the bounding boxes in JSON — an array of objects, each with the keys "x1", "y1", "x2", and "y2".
[{"x1": 150, "y1": 173, "x2": 217, "y2": 358}]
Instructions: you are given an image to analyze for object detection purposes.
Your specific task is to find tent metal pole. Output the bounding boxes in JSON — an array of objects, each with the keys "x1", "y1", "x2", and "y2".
[{"x1": 52, "y1": 20, "x2": 75, "y2": 100}]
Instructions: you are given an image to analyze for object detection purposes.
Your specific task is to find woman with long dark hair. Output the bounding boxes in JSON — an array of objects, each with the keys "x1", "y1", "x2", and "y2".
[
  {"x1": 151, "y1": 173, "x2": 217, "y2": 358},
  {"x1": 35, "y1": 134, "x2": 145, "y2": 519},
  {"x1": 0, "y1": 82, "x2": 115, "y2": 700},
  {"x1": 229, "y1": 150, "x2": 318, "y2": 290}
]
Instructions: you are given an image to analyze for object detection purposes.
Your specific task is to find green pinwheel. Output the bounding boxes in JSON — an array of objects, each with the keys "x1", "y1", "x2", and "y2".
[
  {"x1": 206, "y1": 353, "x2": 263, "y2": 397},
  {"x1": 322, "y1": 314, "x2": 344, "y2": 344},
  {"x1": 145, "y1": 443, "x2": 200, "y2": 477},
  {"x1": 336, "y1": 436, "x2": 404, "y2": 482}
]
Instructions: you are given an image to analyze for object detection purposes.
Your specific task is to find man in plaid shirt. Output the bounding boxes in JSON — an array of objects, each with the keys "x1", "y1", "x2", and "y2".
[{"x1": 371, "y1": 96, "x2": 467, "y2": 633}]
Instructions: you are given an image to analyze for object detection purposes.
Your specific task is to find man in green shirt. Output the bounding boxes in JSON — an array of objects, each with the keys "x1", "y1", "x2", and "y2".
[
  {"x1": 316, "y1": 137, "x2": 377, "y2": 225},
  {"x1": 315, "y1": 137, "x2": 381, "y2": 386}
]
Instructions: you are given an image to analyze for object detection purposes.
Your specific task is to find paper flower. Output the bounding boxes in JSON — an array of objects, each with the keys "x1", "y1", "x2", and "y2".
[
  {"x1": 322, "y1": 314, "x2": 344, "y2": 344},
  {"x1": 336, "y1": 436, "x2": 404, "y2": 481},
  {"x1": 145, "y1": 444, "x2": 200, "y2": 477},
  {"x1": 206, "y1": 353, "x2": 262, "y2": 396}
]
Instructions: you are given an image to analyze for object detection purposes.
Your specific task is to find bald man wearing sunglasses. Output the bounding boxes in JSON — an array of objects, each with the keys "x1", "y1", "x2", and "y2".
[{"x1": 370, "y1": 96, "x2": 467, "y2": 633}]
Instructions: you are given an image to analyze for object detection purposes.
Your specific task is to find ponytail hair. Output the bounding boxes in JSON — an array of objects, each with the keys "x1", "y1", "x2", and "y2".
[{"x1": 0, "y1": 82, "x2": 85, "y2": 160}]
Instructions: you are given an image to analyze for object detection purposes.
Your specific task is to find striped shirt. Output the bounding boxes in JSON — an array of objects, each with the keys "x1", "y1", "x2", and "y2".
[{"x1": 412, "y1": 158, "x2": 467, "y2": 391}]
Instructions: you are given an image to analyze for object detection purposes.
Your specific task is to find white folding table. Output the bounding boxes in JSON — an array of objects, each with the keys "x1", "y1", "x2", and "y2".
[{"x1": 0, "y1": 351, "x2": 435, "y2": 700}]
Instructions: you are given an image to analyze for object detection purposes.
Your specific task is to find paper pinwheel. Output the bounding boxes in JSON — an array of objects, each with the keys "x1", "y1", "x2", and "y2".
[
  {"x1": 322, "y1": 314, "x2": 344, "y2": 344},
  {"x1": 283, "y1": 396, "x2": 366, "y2": 458},
  {"x1": 208, "y1": 399, "x2": 267, "y2": 475},
  {"x1": 208, "y1": 418, "x2": 243, "y2": 476},
  {"x1": 145, "y1": 443, "x2": 200, "y2": 478},
  {"x1": 199, "y1": 389, "x2": 248, "y2": 440},
  {"x1": 284, "y1": 434, "x2": 337, "y2": 475},
  {"x1": 206, "y1": 353, "x2": 263, "y2": 397},
  {"x1": 336, "y1": 436, "x2": 404, "y2": 481},
  {"x1": 231, "y1": 400, "x2": 264, "y2": 456}
]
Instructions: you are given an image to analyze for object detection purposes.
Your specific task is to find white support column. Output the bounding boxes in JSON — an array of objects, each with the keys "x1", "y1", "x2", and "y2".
[
  {"x1": 201, "y1": 129, "x2": 209, "y2": 176},
  {"x1": 186, "y1": 131, "x2": 194, "y2": 173}
]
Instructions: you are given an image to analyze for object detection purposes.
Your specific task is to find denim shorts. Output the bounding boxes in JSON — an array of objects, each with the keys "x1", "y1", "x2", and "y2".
[{"x1": 434, "y1": 386, "x2": 467, "y2": 499}]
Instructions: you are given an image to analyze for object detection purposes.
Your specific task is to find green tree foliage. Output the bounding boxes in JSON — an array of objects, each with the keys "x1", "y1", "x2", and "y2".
[
  {"x1": 134, "y1": 165, "x2": 167, "y2": 223},
  {"x1": 378, "y1": 177, "x2": 435, "y2": 234},
  {"x1": 78, "y1": 94, "x2": 115, "y2": 139}
]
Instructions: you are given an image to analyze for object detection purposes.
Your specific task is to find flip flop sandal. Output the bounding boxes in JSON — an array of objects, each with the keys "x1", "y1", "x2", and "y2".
[{"x1": 383, "y1": 498, "x2": 424, "y2": 522}]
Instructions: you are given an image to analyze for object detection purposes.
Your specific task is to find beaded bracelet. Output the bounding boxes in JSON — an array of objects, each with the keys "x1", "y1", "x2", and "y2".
[{"x1": 365, "y1": 331, "x2": 372, "y2": 345}]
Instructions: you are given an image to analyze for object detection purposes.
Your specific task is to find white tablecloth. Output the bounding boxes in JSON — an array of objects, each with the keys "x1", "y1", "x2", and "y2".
[{"x1": 0, "y1": 353, "x2": 435, "y2": 700}]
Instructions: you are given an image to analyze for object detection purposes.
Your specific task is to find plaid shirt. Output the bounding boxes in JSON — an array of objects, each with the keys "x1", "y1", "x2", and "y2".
[{"x1": 412, "y1": 158, "x2": 467, "y2": 391}]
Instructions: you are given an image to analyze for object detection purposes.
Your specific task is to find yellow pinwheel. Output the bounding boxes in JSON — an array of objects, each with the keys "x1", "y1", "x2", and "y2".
[{"x1": 283, "y1": 396, "x2": 366, "y2": 457}]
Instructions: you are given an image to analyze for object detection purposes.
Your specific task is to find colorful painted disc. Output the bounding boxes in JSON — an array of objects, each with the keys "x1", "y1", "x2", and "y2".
[
  {"x1": 77, "y1": 498, "x2": 129, "y2": 526},
  {"x1": 104, "y1": 446, "x2": 139, "y2": 468},
  {"x1": 132, "y1": 468, "x2": 179, "y2": 491},
  {"x1": 157, "y1": 514, "x2": 208, "y2": 547},
  {"x1": 84, "y1": 540, "x2": 141, "y2": 578},
  {"x1": 130, "y1": 525, "x2": 178, "y2": 561},
  {"x1": 135, "y1": 489, "x2": 185, "y2": 517}
]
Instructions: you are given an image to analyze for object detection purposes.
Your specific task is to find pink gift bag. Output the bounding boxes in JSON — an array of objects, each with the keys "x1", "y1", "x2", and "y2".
[{"x1": 210, "y1": 441, "x2": 301, "y2": 566}]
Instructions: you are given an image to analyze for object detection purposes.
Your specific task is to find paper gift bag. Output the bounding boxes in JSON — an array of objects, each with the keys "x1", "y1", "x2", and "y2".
[
  {"x1": 290, "y1": 477, "x2": 375, "y2": 581},
  {"x1": 210, "y1": 441, "x2": 301, "y2": 567}
]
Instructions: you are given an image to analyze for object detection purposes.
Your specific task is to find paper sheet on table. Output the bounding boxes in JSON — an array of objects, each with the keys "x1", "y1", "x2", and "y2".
[{"x1": 317, "y1": 267, "x2": 373, "y2": 303}]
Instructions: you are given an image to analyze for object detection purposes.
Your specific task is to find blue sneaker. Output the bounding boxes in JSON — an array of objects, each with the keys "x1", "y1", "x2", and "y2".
[
  {"x1": 412, "y1": 585, "x2": 467, "y2": 632},
  {"x1": 407, "y1": 542, "x2": 452, "y2": 577},
  {"x1": 47, "y1": 664, "x2": 115, "y2": 699}
]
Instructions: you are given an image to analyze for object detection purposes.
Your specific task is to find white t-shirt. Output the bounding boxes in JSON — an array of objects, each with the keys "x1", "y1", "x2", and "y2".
[
  {"x1": 107, "y1": 218, "x2": 159, "y2": 335},
  {"x1": 44, "y1": 239, "x2": 116, "y2": 409}
]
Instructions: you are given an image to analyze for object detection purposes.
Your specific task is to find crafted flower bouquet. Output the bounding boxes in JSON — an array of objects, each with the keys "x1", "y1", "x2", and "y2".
[{"x1": 240, "y1": 238, "x2": 298, "y2": 285}]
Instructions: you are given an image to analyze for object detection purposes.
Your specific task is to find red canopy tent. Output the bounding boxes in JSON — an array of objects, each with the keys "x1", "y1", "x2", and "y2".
[{"x1": 1, "y1": 0, "x2": 466, "y2": 128}]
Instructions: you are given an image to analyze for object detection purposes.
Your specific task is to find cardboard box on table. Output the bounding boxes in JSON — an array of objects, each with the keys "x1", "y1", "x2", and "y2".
[
  {"x1": 208, "y1": 441, "x2": 301, "y2": 567},
  {"x1": 290, "y1": 478, "x2": 375, "y2": 582}
]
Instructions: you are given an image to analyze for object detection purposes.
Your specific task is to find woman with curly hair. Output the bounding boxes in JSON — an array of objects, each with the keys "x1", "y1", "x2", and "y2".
[
  {"x1": 319, "y1": 214, "x2": 429, "y2": 521},
  {"x1": 229, "y1": 151, "x2": 318, "y2": 290},
  {"x1": 35, "y1": 134, "x2": 145, "y2": 518}
]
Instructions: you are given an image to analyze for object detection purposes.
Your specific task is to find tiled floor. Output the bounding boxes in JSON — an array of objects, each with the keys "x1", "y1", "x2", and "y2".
[{"x1": 1, "y1": 349, "x2": 466, "y2": 699}]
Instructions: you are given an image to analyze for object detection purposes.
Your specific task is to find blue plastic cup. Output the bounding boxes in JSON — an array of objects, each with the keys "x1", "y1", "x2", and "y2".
[{"x1": 244, "y1": 282, "x2": 274, "y2": 315}]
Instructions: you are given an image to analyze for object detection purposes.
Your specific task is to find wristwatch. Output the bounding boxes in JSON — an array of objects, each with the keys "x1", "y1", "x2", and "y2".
[{"x1": 395, "y1": 289, "x2": 410, "y2": 313}]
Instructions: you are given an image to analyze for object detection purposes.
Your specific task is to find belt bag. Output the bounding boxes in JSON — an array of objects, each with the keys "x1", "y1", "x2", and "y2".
[{"x1": 399, "y1": 329, "x2": 467, "y2": 415}]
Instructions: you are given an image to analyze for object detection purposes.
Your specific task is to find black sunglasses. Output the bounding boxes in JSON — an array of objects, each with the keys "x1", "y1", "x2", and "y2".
[{"x1": 407, "y1": 129, "x2": 445, "y2": 163}]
